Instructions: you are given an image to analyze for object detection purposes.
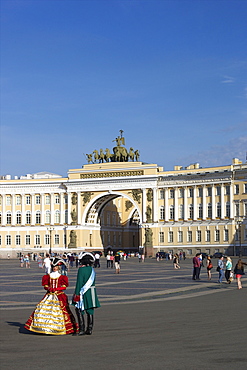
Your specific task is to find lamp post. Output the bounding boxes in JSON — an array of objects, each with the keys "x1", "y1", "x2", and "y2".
[
  {"x1": 47, "y1": 227, "x2": 54, "y2": 255},
  {"x1": 236, "y1": 217, "x2": 242, "y2": 257}
]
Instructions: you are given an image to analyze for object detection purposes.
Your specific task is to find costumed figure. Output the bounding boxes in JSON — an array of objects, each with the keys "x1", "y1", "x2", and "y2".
[
  {"x1": 72, "y1": 252, "x2": 100, "y2": 336},
  {"x1": 25, "y1": 257, "x2": 77, "y2": 335}
]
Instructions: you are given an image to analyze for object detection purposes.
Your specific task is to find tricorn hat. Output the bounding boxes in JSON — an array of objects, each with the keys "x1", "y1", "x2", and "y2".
[
  {"x1": 51, "y1": 257, "x2": 66, "y2": 267},
  {"x1": 78, "y1": 252, "x2": 95, "y2": 263}
]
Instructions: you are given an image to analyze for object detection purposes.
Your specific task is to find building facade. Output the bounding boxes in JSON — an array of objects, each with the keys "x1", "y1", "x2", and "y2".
[{"x1": 0, "y1": 158, "x2": 247, "y2": 258}]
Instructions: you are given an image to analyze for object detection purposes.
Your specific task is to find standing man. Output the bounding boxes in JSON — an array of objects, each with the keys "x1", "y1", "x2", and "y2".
[
  {"x1": 94, "y1": 252, "x2": 101, "y2": 268},
  {"x1": 43, "y1": 253, "x2": 51, "y2": 274},
  {"x1": 217, "y1": 256, "x2": 225, "y2": 283},
  {"x1": 192, "y1": 253, "x2": 201, "y2": 280},
  {"x1": 72, "y1": 252, "x2": 100, "y2": 335}
]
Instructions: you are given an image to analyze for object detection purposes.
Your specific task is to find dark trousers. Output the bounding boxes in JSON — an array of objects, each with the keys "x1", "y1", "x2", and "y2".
[{"x1": 193, "y1": 267, "x2": 200, "y2": 280}]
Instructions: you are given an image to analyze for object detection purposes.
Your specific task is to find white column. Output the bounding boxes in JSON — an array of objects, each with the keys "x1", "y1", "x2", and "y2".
[
  {"x1": 212, "y1": 185, "x2": 216, "y2": 220},
  {"x1": 2, "y1": 194, "x2": 6, "y2": 225},
  {"x1": 193, "y1": 186, "x2": 197, "y2": 221},
  {"x1": 202, "y1": 185, "x2": 207, "y2": 220},
  {"x1": 165, "y1": 188, "x2": 169, "y2": 222},
  {"x1": 31, "y1": 194, "x2": 35, "y2": 225},
  {"x1": 41, "y1": 193, "x2": 45, "y2": 225},
  {"x1": 50, "y1": 193, "x2": 54, "y2": 225},
  {"x1": 11, "y1": 195, "x2": 15, "y2": 225},
  {"x1": 60, "y1": 193, "x2": 65, "y2": 224},
  {"x1": 221, "y1": 184, "x2": 225, "y2": 219},
  {"x1": 77, "y1": 191, "x2": 81, "y2": 225},
  {"x1": 142, "y1": 188, "x2": 147, "y2": 223},
  {"x1": 184, "y1": 187, "x2": 188, "y2": 221},
  {"x1": 21, "y1": 194, "x2": 25, "y2": 225},
  {"x1": 174, "y1": 188, "x2": 178, "y2": 221},
  {"x1": 67, "y1": 192, "x2": 72, "y2": 225},
  {"x1": 152, "y1": 188, "x2": 158, "y2": 222},
  {"x1": 230, "y1": 183, "x2": 234, "y2": 219}
]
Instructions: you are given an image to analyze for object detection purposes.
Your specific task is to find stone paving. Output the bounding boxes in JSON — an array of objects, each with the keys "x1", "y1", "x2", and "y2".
[{"x1": 0, "y1": 257, "x2": 247, "y2": 370}]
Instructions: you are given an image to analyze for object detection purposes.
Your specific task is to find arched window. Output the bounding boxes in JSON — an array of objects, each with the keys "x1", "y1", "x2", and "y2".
[
  {"x1": 179, "y1": 204, "x2": 184, "y2": 219},
  {"x1": 160, "y1": 206, "x2": 165, "y2": 220},
  {"x1": 45, "y1": 210, "x2": 51, "y2": 223},
  {"x1": 207, "y1": 203, "x2": 212, "y2": 218},
  {"x1": 189, "y1": 204, "x2": 193, "y2": 219},
  {"x1": 6, "y1": 212, "x2": 12, "y2": 224},
  {"x1": 16, "y1": 212, "x2": 21, "y2": 224},
  {"x1": 36, "y1": 211, "x2": 41, "y2": 224},
  {"x1": 217, "y1": 202, "x2": 221, "y2": 218},
  {"x1": 26, "y1": 211, "x2": 31, "y2": 224},
  {"x1": 198, "y1": 204, "x2": 203, "y2": 219}
]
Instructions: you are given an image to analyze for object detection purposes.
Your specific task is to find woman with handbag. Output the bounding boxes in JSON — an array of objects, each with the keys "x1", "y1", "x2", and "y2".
[
  {"x1": 206, "y1": 255, "x2": 213, "y2": 280},
  {"x1": 234, "y1": 259, "x2": 247, "y2": 289}
]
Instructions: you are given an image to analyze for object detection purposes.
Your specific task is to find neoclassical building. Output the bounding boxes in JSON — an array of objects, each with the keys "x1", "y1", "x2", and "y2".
[{"x1": 0, "y1": 148, "x2": 247, "y2": 258}]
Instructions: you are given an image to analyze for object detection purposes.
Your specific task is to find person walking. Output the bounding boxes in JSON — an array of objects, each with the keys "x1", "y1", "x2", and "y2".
[
  {"x1": 206, "y1": 255, "x2": 213, "y2": 280},
  {"x1": 72, "y1": 252, "x2": 100, "y2": 335},
  {"x1": 25, "y1": 257, "x2": 77, "y2": 335},
  {"x1": 37, "y1": 254, "x2": 43, "y2": 269},
  {"x1": 43, "y1": 253, "x2": 51, "y2": 274},
  {"x1": 173, "y1": 253, "x2": 180, "y2": 269},
  {"x1": 225, "y1": 257, "x2": 233, "y2": 283},
  {"x1": 114, "y1": 253, "x2": 121, "y2": 274},
  {"x1": 234, "y1": 259, "x2": 247, "y2": 289},
  {"x1": 192, "y1": 253, "x2": 201, "y2": 280},
  {"x1": 217, "y1": 256, "x2": 224, "y2": 283}
]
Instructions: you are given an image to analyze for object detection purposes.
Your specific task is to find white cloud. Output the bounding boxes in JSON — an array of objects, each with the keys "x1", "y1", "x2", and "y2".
[{"x1": 221, "y1": 75, "x2": 235, "y2": 84}]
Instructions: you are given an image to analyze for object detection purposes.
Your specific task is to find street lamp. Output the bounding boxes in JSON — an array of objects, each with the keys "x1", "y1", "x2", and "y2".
[
  {"x1": 236, "y1": 217, "x2": 243, "y2": 257},
  {"x1": 47, "y1": 227, "x2": 54, "y2": 255}
]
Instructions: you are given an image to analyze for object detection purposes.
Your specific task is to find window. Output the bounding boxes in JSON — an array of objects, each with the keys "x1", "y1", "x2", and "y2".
[
  {"x1": 217, "y1": 203, "x2": 221, "y2": 218},
  {"x1": 45, "y1": 211, "x2": 51, "y2": 223},
  {"x1": 64, "y1": 195, "x2": 68, "y2": 204},
  {"x1": 234, "y1": 185, "x2": 239, "y2": 195},
  {"x1": 55, "y1": 210, "x2": 60, "y2": 223},
  {"x1": 35, "y1": 235, "x2": 41, "y2": 245},
  {"x1": 216, "y1": 186, "x2": 221, "y2": 196},
  {"x1": 160, "y1": 190, "x2": 164, "y2": 199},
  {"x1": 196, "y1": 230, "x2": 201, "y2": 242},
  {"x1": 179, "y1": 204, "x2": 184, "y2": 219},
  {"x1": 207, "y1": 187, "x2": 212, "y2": 197},
  {"x1": 178, "y1": 231, "x2": 183, "y2": 243},
  {"x1": 54, "y1": 234, "x2": 59, "y2": 244},
  {"x1": 235, "y1": 203, "x2": 240, "y2": 217},
  {"x1": 206, "y1": 230, "x2": 210, "y2": 242},
  {"x1": 6, "y1": 235, "x2": 11, "y2": 245},
  {"x1": 65, "y1": 210, "x2": 68, "y2": 224},
  {"x1": 168, "y1": 231, "x2": 173, "y2": 243},
  {"x1": 6, "y1": 212, "x2": 11, "y2": 224},
  {"x1": 244, "y1": 184, "x2": 247, "y2": 193},
  {"x1": 198, "y1": 204, "x2": 203, "y2": 219},
  {"x1": 207, "y1": 203, "x2": 212, "y2": 218},
  {"x1": 215, "y1": 230, "x2": 220, "y2": 242},
  {"x1": 225, "y1": 186, "x2": 230, "y2": 195},
  {"x1": 0, "y1": 213, "x2": 1, "y2": 224},
  {"x1": 16, "y1": 235, "x2": 21, "y2": 245},
  {"x1": 26, "y1": 211, "x2": 31, "y2": 224},
  {"x1": 198, "y1": 188, "x2": 203, "y2": 197},
  {"x1": 16, "y1": 212, "x2": 21, "y2": 224},
  {"x1": 6, "y1": 196, "x2": 11, "y2": 205},
  {"x1": 169, "y1": 189, "x2": 174, "y2": 199},
  {"x1": 189, "y1": 204, "x2": 193, "y2": 219},
  {"x1": 169, "y1": 205, "x2": 174, "y2": 220},
  {"x1": 45, "y1": 234, "x2": 50, "y2": 245},
  {"x1": 36, "y1": 211, "x2": 41, "y2": 224},
  {"x1": 45, "y1": 195, "x2": 50, "y2": 204},
  {"x1": 187, "y1": 231, "x2": 192, "y2": 242},
  {"x1": 0, "y1": 235, "x2": 1, "y2": 245},
  {"x1": 189, "y1": 188, "x2": 193, "y2": 198},
  {"x1": 35, "y1": 195, "x2": 40, "y2": 205},
  {"x1": 226, "y1": 202, "x2": 230, "y2": 218},
  {"x1": 160, "y1": 206, "x2": 165, "y2": 220},
  {"x1": 224, "y1": 229, "x2": 229, "y2": 242},
  {"x1": 159, "y1": 232, "x2": 164, "y2": 243},
  {"x1": 26, "y1": 235, "x2": 30, "y2": 245},
  {"x1": 179, "y1": 188, "x2": 184, "y2": 198},
  {"x1": 16, "y1": 195, "x2": 21, "y2": 205},
  {"x1": 245, "y1": 203, "x2": 247, "y2": 217},
  {"x1": 55, "y1": 194, "x2": 60, "y2": 204},
  {"x1": 26, "y1": 195, "x2": 31, "y2": 205}
]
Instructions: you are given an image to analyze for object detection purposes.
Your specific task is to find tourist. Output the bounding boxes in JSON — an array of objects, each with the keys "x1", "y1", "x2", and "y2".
[
  {"x1": 225, "y1": 257, "x2": 232, "y2": 283},
  {"x1": 234, "y1": 259, "x2": 247, "y2": 289}
]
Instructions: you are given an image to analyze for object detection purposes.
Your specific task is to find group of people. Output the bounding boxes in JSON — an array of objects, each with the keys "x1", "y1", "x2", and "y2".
[
  {"x1": 25, "y1": 252, "x2": 100, "y2": 336},
  {"x1": 193, "y1": 253, "x2": 247, "y2": 289}
]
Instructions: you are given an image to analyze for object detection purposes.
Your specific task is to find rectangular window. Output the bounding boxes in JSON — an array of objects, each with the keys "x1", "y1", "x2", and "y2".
[
  {"x1": 189, "y1": 188, "x2": 193, "y2": 198},
  {"x1": 225, "y1": 186, "x2": 230, "y2": 195},
  {"x1": 55, "y1": 195, "x2": 60, "y2": 204},
  {"x1": 178, "y1": 231, "x2": 183, "y2": 243},
  {"x1": 187, "y1": 231, "x2": 192, "y2": 242},
  {"x1": 196, "y1": 230, "x2": 201, "y2": 242},
  {"x1": 26, "y1": 235, "x2": 30, "y2": 245},
  {"x1": 198, "y1": 188, "x2": 203, "y2": 197},
  {"x1": 64, "y1": 195, "x2": 68, "y2": 204},
  {"x1": 226, "y1": 203, "x2": 230, "y2": 218},
  {"x1": 179, "y1": 188, "x2": 184, "y2": 198},
  {"x1": 215, "y1": 230, "x2": 220, "y2": 242},
  {"x1": 206, "y1": 230, "x2": 210, "y2": 242},
  {"x1": 235, "y1": 203, "x2": 240, "y2": 217},
  {"x1": 234, "y1": 185, "x2": 239, "y2": 195},
  {"x1": 159, "y1": 232, "x2": 164, "y2": 243},
  {"x1": 36, "y1": 195, "x2": 41, "y2": 205},
  {"x1": 45, "y1": 234, "x2": 50, "y2": 245},
  {"x1": 216, "y1": 186, "x2": 221, "y2": 196},
  {"x1": 45, "y1": 195, "x2": 50, "y2": 205},
  {"x1": 54, "y1": 234, "x2": 59, "y2": 244},
  {"x1": 16, "y1": 213, "x2": 21, "y2": 224},
  {"x1": 160, "y1": 190, "x2": 164, "y2": 199},
  {"x1": 26, "y1": 195, "x2": 31, "y2": 205},
  {"x1": 207, "y1": 187, "x2": 212, "y2": 197},
  {"x1": 224, "y1": 229, "x2": 229, "y2": 242},
  {"x1": 168, "y1": 231, "x2": 173, "y2": 243},
  {"x1": 160, "y1": 207, "x2": 165, "y2": 220},
  {"x1": 244, "y1": 184, "x2": 247, "y2": 193},
  {"x1": 26, "y1": 212, "x2": 31, "y2": 224},
  {"x1": 6, "y1": 235, "x2": 11, "y2": 245},
  {"x1": 16, "y1": 195, "x2": 21, "y2": 205},
  {"x1": 6, "y1": 196, "x2": 11, "y2": 205},
  {"x1": 35, "y1": 235, "x2": 41, "y2": 245},
  {"x1": 169, "y1": 189, "x2": 174, "y2": 199},
  {"x1": 16, "y1": 235, "x2": 21, "y2": 245}
]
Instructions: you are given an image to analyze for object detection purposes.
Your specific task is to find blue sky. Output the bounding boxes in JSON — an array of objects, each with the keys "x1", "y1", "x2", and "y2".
[{"x1": 1, "y1": 0, "x2": 247, "y2": 177}]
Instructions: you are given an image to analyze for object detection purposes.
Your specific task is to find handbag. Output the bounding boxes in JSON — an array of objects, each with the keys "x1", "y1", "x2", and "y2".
[
  {"x1": 208, "y1": 263, "x2": 213, "y2": 270},
  {"x1": 216, "y1": 266, "x2": 220, "y2": 272}
]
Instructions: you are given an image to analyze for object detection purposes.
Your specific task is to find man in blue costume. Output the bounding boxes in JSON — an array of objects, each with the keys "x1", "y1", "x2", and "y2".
[{"x1": 72, "y1": 252, "x2": 100, "y2": 335}]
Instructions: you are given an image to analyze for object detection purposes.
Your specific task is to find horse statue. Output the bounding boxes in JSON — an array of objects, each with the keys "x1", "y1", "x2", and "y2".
[
  {"x1": 135, "y1": 149, "x2": 140, "y2": 161},
  {"x1": 86, "y1": 153, "x2": 93, "y2": 164},
  {"x1": 93, "y1": 150, "x2": 99, "y2": 163},
  {"x1": 113, "y1": 146, "x2": 128, "y2": 162},
  {"x1": 99, "y1": 149, "x2": 105, "y2": 163},
  {"x1": 105, "y1": 148, "x2": 112, "y2": 162},
  {"x1": 128, "y1": 147, "x2": 135, "y2": 161}
]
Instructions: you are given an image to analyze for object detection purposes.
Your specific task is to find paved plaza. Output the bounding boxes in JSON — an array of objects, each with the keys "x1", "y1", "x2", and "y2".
[{"x1": 0, "y1": 257, "x2": 247, "y2": 370}]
